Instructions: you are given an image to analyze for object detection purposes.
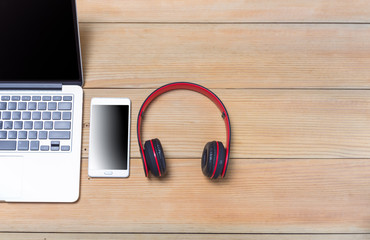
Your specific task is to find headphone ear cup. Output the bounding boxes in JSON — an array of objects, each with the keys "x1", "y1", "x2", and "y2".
[
  {"x1": 201, "y1": 141, "x2": 226, "y2": 179},
  {"x1": 144, "y1": 138, "x2": 166, "y2": 177},
  {"x1": 202, "y1": 142, "x2": 214, "y2": 178}
]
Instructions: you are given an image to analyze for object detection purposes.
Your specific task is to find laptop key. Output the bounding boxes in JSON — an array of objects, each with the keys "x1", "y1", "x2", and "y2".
[
  {"x1": 53, "y1": 96, "x2": 62, "y2": 101},
  {"x1": 58, "y1": 102, "x2": 72, "y2": 110},
  {"x1": 11, "y1": 96, "x2": 20, "y2": 101},
  {"x1": 18, "y1": 102, "x2": 27, "y2": 110},
  {"x1": 34, "y1": 121, "x2": 43, "y2": 130},
  {"x1": 49, "y1": 131, "x2": 70, "y2": 139},
  {"x1": 32, "y1": 96, "x2": 41, "y2": 101},
  {"x1": 52, "y1": 112, "x2": 61, "y2": 120},
  {"x1": 32, "y1": 112, "x2": 41, "y2": 120},
  {"x1": 51, "y1": 141, "x2": 60, "y2": 151},
  {"x1": 40, "y1": 145, "x2": 49, "y2": 151},
  {"x1": 28, "y1": 102, "x2": 37, "y2": 110},
  {"x1": 38, "y1": 102, "x2": 47, "y2": 110},
  {"x1": 4, "y1": 121, "x2": 13, "y2": 129},
  {"x1": 8, "y1": 131, "x2": 17, "y2": 139},
  {"x1": 22, "y1": 96, "x2": 31, "y2": 101},
  {"x1": 62, "y1": 112, "x2": 71, "y2": 120},
  {"x1": 42, "y1": 96, "x2": 51, "y2": 101},
  {"x1": 44, "y1": 121, "x2": 53, "y2": 130},
  {"x1": 0, "y1": 140, "x2": 16, "y2": 150},
  {"x1": 42, "y1": 112, "x2": 51, "y2": 120},
  {"x1": 0, "y1": 121, "x2": 3, "y2": 129},
  {"x1": 30, "y1": 141, "x2": 39, "y2": 151},
  {"x1": 48, "y1": 102, "x2": 57, "y2": 110},
  {"x1": 18, "y1": 141, "x2": 29, "y2": 151},
  {"x1": 24, "y1": 121, "x2": 33, "y2": 130},
  {"x1": 61, "y1": 146, "x2": 70, "y2": 151},
  {"x1": 12, "y1": 112, "x2": 21, "y2": 120},
  {"x1": 39, "y1": 131, "x2": 47, "y2": 139},
  {"x1": 54, "y1": 121, "x2": 71, "y2": 130},
  {"x1": 1, "y1": 96, "x2": 10, "y2": 101},
  {"x1": 8, "y1": 102, "x2": 17, "y2": 110},
  {"x1": 14, "y1": 121, "x2": 23, "y2": 129},
  {"x1": 29, "y1": 131, "x2": 37, "y2": 139},
  {"x1": 0, "y1": 131, "x2": 7, "y2": 139},
  {"x1": 22, "y1": 111, "x2": 31, "y2": 120},
  {"x1": 18, "y1": 131, "x2": 27, "y2": 139},
  {"x1": 63, "y1": 96, "x2": 72, "y2": 101},
  {"x1": 51, "y1": 146, "x2": 60, "y2": 151},
  {"x1": 2, "y1": 112, "x2": 11, "y2": 120},
  {"x1": 0, "y1": 102, "x2": 7, "y2": 110}
]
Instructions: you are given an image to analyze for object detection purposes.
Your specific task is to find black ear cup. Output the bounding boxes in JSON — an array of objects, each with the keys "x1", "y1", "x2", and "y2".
[
  {"x1": 144, "y1": 138, "x2": 166, "y2": 177},
  {"x1": 201, "y1": 141, "x2": 226, "y2": 179}
]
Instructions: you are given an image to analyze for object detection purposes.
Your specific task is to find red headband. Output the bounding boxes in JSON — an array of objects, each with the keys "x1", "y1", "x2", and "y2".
[{"x1": 137, "y1": 82, "x2": 231, "y2": 178}]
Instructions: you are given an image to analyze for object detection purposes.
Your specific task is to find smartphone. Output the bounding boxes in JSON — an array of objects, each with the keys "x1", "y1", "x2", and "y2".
[{"x1": 88, "y1": 98, "x2": 131, "y2": 178}]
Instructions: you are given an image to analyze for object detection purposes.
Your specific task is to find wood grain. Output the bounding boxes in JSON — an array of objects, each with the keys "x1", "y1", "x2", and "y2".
[
  {"x1": 2, "y1": 233, "x2": 370, "y2": 240},
  {"x1": 80, "y1": 23, "x2": 370, "y2": 89},
  {"x1": 82, "y1": 89, "x2": 370, "y2": 159},
  {"x1": 76, "y1": 0, "x2": 370, "y2": 23},
  {"x1": 1, "y1": 158, "x2": 370, "y2": 233}
]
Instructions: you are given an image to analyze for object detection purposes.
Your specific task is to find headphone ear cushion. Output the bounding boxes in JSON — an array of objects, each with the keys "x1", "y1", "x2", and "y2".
[
  {"x1": 144, "y1": 138, "x2": 166, "y2": 177},
  {"x1": 215, "y1": 142, "x2": 226, "y2": 178},
  {"x1": 201, "y1": 141, "x2": 226, "y2": 179},
  {"x1": 152, "y1": 138, "x2": 166, "y2": 175}
]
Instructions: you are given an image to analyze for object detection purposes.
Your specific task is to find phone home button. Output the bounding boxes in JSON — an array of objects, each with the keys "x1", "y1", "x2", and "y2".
[{"x1": 104, "y1": 171, "x2": 113, "y2": 175}]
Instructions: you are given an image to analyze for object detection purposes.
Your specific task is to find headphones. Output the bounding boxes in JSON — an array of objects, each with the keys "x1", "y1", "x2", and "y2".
[{"x1": 137, "y1": 82, "x2": 231, "y2": 179}]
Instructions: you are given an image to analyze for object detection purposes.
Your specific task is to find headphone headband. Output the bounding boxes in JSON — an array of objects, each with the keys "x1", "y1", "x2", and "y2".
[{"x1": 137, "y1": 82, "x2": 231, "y2": 178}]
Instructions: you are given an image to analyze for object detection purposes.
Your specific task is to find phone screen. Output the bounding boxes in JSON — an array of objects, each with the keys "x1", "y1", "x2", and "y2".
[{"x1": 90, "y1": 105, "x2": 129, "y2": 170}]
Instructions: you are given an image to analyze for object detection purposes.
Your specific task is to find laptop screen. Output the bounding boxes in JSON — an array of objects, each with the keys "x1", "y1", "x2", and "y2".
[{"x1": 0, "y1": 0, "x2": 82, "y2": 85}]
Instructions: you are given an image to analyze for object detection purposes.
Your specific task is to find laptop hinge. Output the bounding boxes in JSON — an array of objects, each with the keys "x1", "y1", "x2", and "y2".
[{"x1": 0, "y1": 83, "x2": 62, "y2": 90}]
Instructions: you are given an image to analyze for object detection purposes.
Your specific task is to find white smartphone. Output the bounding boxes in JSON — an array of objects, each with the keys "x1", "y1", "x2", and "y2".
[{"x1": 88, "y1": 98, "x2": 131, "y2": 178}]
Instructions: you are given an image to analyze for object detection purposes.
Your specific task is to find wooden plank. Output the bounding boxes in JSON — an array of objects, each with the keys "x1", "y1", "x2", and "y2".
[
  {"x1": 82, "y1": 89, "x2": 370, "y2": 159},
  {"x1": 1, "y1": 158, "x2": 370, "y2": 233},
  {"x1": 1, "y1": 233, "x2": 369, "y2": 240},
  {"x1": 76, "y1": 0, "x2": 370, "y2": 23},
  {"x1": 80, "y1": 23, "x2": 370, "y2": 89}
]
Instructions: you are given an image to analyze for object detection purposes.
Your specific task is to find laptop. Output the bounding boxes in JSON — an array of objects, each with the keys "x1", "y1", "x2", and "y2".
[{"x1": 0, "y1": 0, "x2": 83, "y2": 202}]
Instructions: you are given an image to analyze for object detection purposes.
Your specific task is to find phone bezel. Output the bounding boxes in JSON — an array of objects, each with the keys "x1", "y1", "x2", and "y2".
[{"x1": 88, "y1": 97, "x2": 131, "y2": 178}]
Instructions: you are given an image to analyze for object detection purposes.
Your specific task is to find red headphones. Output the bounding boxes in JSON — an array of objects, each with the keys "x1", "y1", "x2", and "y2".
[{"x1": 137, "y1": 82, "x2": 231, "y2": 179}]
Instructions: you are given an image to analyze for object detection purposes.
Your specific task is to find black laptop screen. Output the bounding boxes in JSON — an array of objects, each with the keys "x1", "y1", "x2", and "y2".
[{"x1": 0, "y1": 0, "x2": 82, "y2": 85}]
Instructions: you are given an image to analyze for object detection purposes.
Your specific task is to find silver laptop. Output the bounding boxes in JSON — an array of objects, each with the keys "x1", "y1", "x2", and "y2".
[{"x1": 0, "y1": 0, "x2": 83, "y2": 202}]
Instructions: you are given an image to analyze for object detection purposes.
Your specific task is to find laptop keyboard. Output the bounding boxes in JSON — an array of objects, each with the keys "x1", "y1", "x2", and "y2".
[{"x1": 0, "y1": 95, "x2": 73, "y2": 152}]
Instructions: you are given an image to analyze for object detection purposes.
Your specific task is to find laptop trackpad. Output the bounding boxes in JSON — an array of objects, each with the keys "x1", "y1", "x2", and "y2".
[{"x1": 0, "y1": 158, "x2": 23, "y2": 199}]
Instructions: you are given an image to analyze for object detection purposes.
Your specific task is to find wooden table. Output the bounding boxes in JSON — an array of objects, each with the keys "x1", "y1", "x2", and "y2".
[{"x1": 2, "y1": 1, "x2": 370, "y2": 239}]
